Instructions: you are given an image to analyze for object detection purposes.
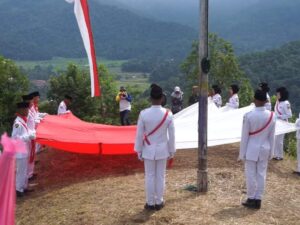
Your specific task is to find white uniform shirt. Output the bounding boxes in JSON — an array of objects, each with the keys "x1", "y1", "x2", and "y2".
[
  {"x1": 134, "y1": 105, "x2": 176, "y2": 160},
  {"x1": 57, "y1": 101, "x2": 69, "y2": 115},
  {"x1": 275, "y1": 100, "x2": 292, "y2": 121},
  {"x1": 239, "y1": 107, "x2": 276, "y2": 161},
  {"x1": 11, "y1": 116, "x2": 31, "y2": 159},
  {"x1": 265, "y1": 93, "x2": 272, "y2": 111},
  {"x1": 212, "y1": 94, "x2": 222, "y2": 108},
  {"x1": 227, "y1": 94, "x2": 239, "y2": 109}
]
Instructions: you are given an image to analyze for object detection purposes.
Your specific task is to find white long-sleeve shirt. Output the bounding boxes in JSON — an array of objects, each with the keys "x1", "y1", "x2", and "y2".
[
  {"x1": 134, "y1": 105, "x2": 175, "y2": 160},
  {"x1": 275, "y1": 100, "x2": 292, "y2": 121},
  {"x1": 239, "y1": 107, "x2": 276, "y2": 161},
  {"x1": 57, "y1": 101, "x2": 70, "y2": 115},
  {"x1": 212, "y1": 94, "x2": 222, "y2": 108},
  {"x1": 227, "y1": 94, "x2": 239, "y2": 109}
]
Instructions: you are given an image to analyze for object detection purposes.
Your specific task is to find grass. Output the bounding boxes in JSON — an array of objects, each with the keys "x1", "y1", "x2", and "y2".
[{"x1": 16, "y1": 144, "x2": 300, "y2": 225}]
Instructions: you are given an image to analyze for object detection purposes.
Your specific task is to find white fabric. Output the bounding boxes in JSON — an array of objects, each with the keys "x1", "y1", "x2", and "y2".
[
  {"x1": 57, "y1": 101, "x2": 69, "y2": 115},
  {"x1": 297, "y1": 139, "x2": 300, "y2": 172},
  {"x1": 135, "y1": 106, "x2": 175, "y2": 160},
  {"x1": 66, "y1": 0, "x2": 98, "y2": 97},
  {"x1": 11, "y1": 117, "x2": 31, "y2": 159},
  {"x1": 226, "y1": 94, "x2": 239, "y2": 109},
  {"x1": 245, "y1": 159, "x2": 268, "y2": 200},
  {"x1": 265, "y1": 93, "x2": 272, "y2": 111},
  {"x1": 174, "y1": 100, "x2": 296, "y2": 149},
  {"x1": 144, "y1": 159, "x2": 167, "y2": 205},
  {"x1": 239, "y1": 107, "x2": 275, "y2": 161},
  {"x1": 16, "y1": 158, "x2": 28, "y2": 192},
  {"x1": 119, "y1": 99, "x2": 131, "y2": 112}
]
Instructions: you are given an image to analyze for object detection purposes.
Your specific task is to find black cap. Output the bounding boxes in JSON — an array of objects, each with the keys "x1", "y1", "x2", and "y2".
[
  {"x1": 150, "y1": 83, "x2": 163, "y2": 100},
  {"x1": 254, "y1": 89, "x2": 267, "y2": 101},
  {"x1": 17, "y1": 102, "x2": 30, "y2": 109},
  {"x1": 22, "y1": 94, "x2": 33, "y2": 101},
  {"x1": 29, "y1": 91, "x2": 40, "y2": 97},
  {"x1": 259, "y1": 82, "x2": 270, "y2": 92},
  {"x1": 64, "y1": 95, "x2": 73, "y2": 101}
]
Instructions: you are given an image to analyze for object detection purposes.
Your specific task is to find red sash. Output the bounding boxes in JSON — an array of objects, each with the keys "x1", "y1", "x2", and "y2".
[
  {"x1": 249, "y1": 112, "x2": 274, "y2": 136},
  {"x1": 143, "y1": 110, "x2": 169, "y2": 145},
  {"x1": 30, "y1": 140, "x2": 36, "y2": 163},
  {"x1": 275, "y1": 101, "x2": 282, "y2": 115}
]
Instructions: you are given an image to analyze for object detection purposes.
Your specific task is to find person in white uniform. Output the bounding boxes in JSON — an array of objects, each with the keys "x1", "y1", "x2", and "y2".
[
  {"x1": 211, "y1": 84, "x2": 222, "y2": 108},
  {"x1": 259, "y1": 82, "x2": 272, "y2": 111},
  {"x1": 226, "y1": 84, "x2": 239, "y2": 109},
  {"x1": 12, "y1": 102, "x2": 36, "y2": 197},
  {"x1": 293, "y1": 113, "x2": 300, "y2": 176},
  {"x1": 57, "y1": 95, "x2": 72, "y2": 115},
  {"x1": 239, "y1": 90, "x2": 276, "y2": 209},
  {"x1": 274, "y1": 87, "x2": 292, "y2": 160},
  {"x1": 134, "y1": 84, "x2": 176, "y2": 211}
]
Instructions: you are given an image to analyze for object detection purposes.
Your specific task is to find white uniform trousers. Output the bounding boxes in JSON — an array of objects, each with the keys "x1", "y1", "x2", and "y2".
[
  {"x1": 16, "y1": 158, "x2": 29, "y2": 192},
  {"x1": 297, "y1": 139, "x2": 300, "y2": 172},
  {"x1": 274, "y1": 134, "x2": 285, "y2": 158},
  {"x1": 28, "y1": 160, "x2": 34, "y2": 178},
  {"x1": 245, "y1": 159, "x2": 269, "y2": 200},
  {"x1": 35, "y1": 142, "x2": 41, "y2": 153},
  {"x1": 144, "y1": 159, "x2": 167, "y2": 205}
]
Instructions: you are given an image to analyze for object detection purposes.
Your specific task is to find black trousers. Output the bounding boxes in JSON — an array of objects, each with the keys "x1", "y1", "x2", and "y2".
[{"x1": 120, "y1": 110, "x2": 130, "y2": 125}]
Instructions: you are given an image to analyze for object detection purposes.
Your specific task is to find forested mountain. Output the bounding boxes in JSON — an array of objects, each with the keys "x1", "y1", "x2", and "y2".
[
  {"x1": 106, "y1": 0, "x2": 300, "y2": 54},
  {"x1": 0, "y1": 0, "x2": 196, "y2": 60},
  {"x1": 239, "y1": 40, "x2": 300, "y2": 112}
]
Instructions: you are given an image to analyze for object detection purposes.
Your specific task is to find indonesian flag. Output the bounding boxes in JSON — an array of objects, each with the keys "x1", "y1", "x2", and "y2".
[{"x1": 66, "y1": 0, "x2": 101, "y2": 97}]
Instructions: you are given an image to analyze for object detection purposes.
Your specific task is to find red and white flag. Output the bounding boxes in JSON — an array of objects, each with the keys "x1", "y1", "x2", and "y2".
[{"x1": 66, "y1": 0, "x2": 101, "y2": 97}]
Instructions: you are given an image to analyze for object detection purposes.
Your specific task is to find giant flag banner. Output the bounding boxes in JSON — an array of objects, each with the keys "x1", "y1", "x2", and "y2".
[
  {"x1": 36, "y1": 100, "x2": 297, "y2": 155},
  {"x1": 66, "y1": 0, "x2": 100, "y2": 97}
]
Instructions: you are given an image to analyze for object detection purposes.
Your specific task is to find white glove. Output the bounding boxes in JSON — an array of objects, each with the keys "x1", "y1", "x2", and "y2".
[
  {"x1": 168, "y1": 152, "x2": 175, "y2": 159},
  {"x1": 35, "y1": 119, "x2": 41, "y2": 124},
  {"x1": 29, "y1": 133, "x2": 36, "y2": 140},
  {"x1": 137, "y1": 152, "x2": 143, "y2": 161}
]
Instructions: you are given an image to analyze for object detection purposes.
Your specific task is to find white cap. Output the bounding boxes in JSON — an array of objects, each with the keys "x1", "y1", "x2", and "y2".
[{"x1": 174, "y1": 86, "x2": 181, "y2": 92}]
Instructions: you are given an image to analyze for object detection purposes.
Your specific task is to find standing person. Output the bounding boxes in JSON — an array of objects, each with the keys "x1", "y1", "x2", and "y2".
[
  {"x1": 259, "y1": 82, "x2": 271, "y2": 111},
  {"x1": 57, "y1": 95, "x2": 73, "y2": 115},
  {"x1": 22, "y1": 95, "x2": 38, "y2": 180},
  {"x1": 226, "y1": 84, "x2": 239, "y2": 109},
  {"x1": 29, "y1": 91, "x2": 47, "y2": 119},
  {"x1": 12, "y1": 102, "x2": 36, "y2": 197},
  {"x1": 116, "y1": 86, "x2": 132, "y2": 125},
  {"x1": 171, "y1": 86, "x2": 183, "y2": 114},
  {"x1": 294, "y1": 113, "x2": 300, "y2": 176},
  {"x1": 274, "y1": 87, "x2": 292, "y2": 160},
  {"x1": 188, "y1": 86, "x2": 199, "y2": 106},
  {"x1": 239, "y1": 90, "x2": 276, "y2": 209},
  {"x1": 134, "y1": 84, "x2": 176, "y2": 211},
  {"x1": 211, "y1": 84, "x2": 222, "y2": 108}
]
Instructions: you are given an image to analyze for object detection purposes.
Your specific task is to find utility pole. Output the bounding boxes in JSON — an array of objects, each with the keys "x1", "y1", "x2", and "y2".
[{"x1": 197, "y1": 0, "x2": 209, "y2": 192}]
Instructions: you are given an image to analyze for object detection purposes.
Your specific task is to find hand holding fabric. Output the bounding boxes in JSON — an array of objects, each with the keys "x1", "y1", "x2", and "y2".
[
  {"x1": 29, "y1": 132, "x2": 36, "y2": 140},
  {"x1": 137, "y1": 152, "x2": 143, "y2": 161}
]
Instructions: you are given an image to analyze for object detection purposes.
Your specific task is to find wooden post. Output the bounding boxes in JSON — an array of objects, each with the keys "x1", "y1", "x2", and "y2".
[{"x1": 197, "y1": 0, "x2": 209, "y2": 192}]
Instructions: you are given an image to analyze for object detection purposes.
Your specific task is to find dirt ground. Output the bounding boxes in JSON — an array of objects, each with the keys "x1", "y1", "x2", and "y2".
[{"x1": 16, "y1": 145, "x2": 300, "y2": 225}]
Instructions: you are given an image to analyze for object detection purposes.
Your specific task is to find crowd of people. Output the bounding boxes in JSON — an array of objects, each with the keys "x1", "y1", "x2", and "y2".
[{"x1": 7, "y1": 81, "x2": 300, "y2": 213}]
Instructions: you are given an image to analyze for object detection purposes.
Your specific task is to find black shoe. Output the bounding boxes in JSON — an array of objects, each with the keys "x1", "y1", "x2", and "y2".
[
  {"x1": 29, "y1": 173, "x2": 38, "y2": 181},
  {"x1": 254, "y1": 199, "x2": 261, "y2": 209},
  {"x1": 292, "y1": 171, "x2": 300, "y2": 176},
  {"x1": 144, "y1": 203, "x2": 156, "y2": 210},
  {"x1": 16, "y1": 191, "x2": 24, "y2": 198},
  {"x1": 24, "y1": 188, "x2": 34, "y2": 194},
  {"x1": 242, "y1": 198, "x2": 256, "y2": 208},
  {"x1": 273, "y1": 157, "x2": 283, "y2": 161},
  {"x1": 155, "y1": 202, "x2": 165, "y2": 211}
]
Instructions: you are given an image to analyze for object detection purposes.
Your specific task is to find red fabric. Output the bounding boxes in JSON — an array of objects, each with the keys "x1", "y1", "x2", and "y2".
[
  {"x1": 36, "y1": 113, "x2": 136, "y2": 155},
  {"x1": 80, "y1": 0, "x2": 101, "y2": 97}
]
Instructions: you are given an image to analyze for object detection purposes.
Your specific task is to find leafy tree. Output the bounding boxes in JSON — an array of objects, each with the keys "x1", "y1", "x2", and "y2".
[
  {"x1": 181, "y1": 34, "x2": 253, "y2": 106},
  {"x1": 0, "y1": 56, "x2": 29, "y2": 134}
]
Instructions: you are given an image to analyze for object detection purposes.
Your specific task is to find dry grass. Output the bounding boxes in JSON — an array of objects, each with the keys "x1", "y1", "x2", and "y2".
[{"x1": 16, "y1": 145, "x2": 300, "y2": 225}]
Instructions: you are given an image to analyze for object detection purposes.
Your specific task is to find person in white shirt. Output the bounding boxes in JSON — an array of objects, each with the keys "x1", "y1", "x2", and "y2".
[
  {"x1": 12, "y1": 102, "x2": 36, "y2": 197},
  {"x1": 57, "y1": 95, "x2": 72, "y2": 115},
  {"x1": 239, "y1": 90, "x2": 276, "y2": 209},
  {"x1": 171, "y1": 86, "x2": 184, "y2": 114},
  {"x1": 259, "y1": 82, "x2": 271, "y2": 111},
  {"x1": 294, "y1": 113, "x2": 300, "y2": 176},
  {"x1": 211, "y1": 84, "x2": 222, "y2": 108},
  {"x1": 134, "y1": 84, "x2": 176, "y2": 211},
  {"x1": 274, "y1": 87, "x2": 292, "y2": 160},
  {"x1": 116, "y1": 86, "x2": 132, "y2": 125},
  {"x1": 226, "y1": 84, "x2": 239, "y2": 109}
]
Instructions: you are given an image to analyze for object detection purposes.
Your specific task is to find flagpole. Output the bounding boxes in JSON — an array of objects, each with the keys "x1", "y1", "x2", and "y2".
[{"x1": 197, "y1": 0, "x2": 209, "y2": 192}]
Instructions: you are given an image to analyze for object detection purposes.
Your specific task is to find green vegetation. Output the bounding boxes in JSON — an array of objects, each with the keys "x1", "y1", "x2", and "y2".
[{"x1": 0, "y1": 56, "x2": 29, "y2": 134}]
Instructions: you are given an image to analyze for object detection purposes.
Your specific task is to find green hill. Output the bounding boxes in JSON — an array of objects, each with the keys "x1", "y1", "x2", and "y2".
[
  {"x1": 239, "y1": 40, "x2": 300, "y2": 113},
  {"x1": 0, "y1": 0, "x2": 197, "y2": 60}
]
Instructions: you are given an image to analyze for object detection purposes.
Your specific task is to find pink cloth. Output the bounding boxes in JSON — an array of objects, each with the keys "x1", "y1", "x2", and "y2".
[{"x1": 0, "y1": 133, "x2": 26, "y2": 225}]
